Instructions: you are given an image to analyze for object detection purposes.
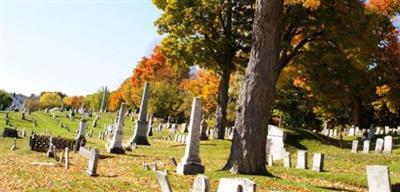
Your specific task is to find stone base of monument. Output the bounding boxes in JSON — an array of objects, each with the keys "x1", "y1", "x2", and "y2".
[
  {"x1": 130, "y1": 136, "x2": 150, "y2": 145},
  {"x1": 107, "y1": 147, "x2": 125, "y2": 154},
  {"x1": 176, "y1": 163, "x2": 205, "y2": 175}
]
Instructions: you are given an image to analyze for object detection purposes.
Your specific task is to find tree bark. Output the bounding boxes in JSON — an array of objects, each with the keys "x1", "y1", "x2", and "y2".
[
  {"x1": 352, "y1": 97, "x2": 361, "y2": 127},
  {"x1": 216, "y1": 68, "x2": 232, "y2": 139},
  {"x1": 223, "y1": 0, "x2": 284, "y2": 174}
]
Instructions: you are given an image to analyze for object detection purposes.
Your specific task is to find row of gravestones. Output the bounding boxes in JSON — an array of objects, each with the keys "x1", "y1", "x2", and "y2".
[
  {"x1": 268, "y1": 150, "x2": 324, "y2": 172},
  {"x1": 351, "y1": 136, "x2": 392, "y2": 154},
  {"x1": 156, "y1": 172, "x2": 256, "y2": 192},
  {"x1": 322, "y1": 125, "x2": 400, "y2": 139}
]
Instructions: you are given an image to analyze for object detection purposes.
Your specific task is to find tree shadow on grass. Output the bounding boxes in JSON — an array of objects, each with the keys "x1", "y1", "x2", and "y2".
[
  {"x1": 125, "y1": 154, "x2": 150, "y2": 158},
  {"x1": 285, "y1": 128, "x2": 354, "y2": 149},
  {"x1": 170, "y1": 144, "x2": 185, "y2": 147},
  {"x1": 99, "y1": 154, "x2": 114, "y2": 160},
  {"x1": 314, "y1": 186, "x2": 355, "y2": 192}
]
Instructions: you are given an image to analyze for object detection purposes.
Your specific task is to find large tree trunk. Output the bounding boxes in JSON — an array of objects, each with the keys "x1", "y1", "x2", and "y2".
[
  {"x1": 216, "y1": 68, "x2": 232, "y2": 139},
  {"x1": 352, "y1": 97, "x2": 361, "y2": 127},
  {"x1": 223, "y1": 0, "x2": 284, "y2": 174}
]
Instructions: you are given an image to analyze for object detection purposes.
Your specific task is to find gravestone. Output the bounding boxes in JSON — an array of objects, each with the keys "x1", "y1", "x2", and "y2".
[
  {"x1": 65, "y1": 147, "x2": 69, "y2": 169},
  {"x1": 79, "y1": 147, "x2": 99, "y2": 176},
  {"x1": 200, "y1": 116, "x2": 208, "y2": 140},
  {"x1": 147, "y1": 113, "x2": 154, "y2": 136},
  {"x1": 383, "y1": 136, "x2": 392, "y2": 154},
  {"x1": 192, "y1": 175, "x2": 210, "y2": 192},
  {"x1": 107, "y1": 103, "x2": 126, "y2": 154},
  {"x1": 217, "y1": 178, "x2": 256, "y2": 192},
  {"x1": 156, "y1": 171, "x2": 173, "y2": 192},
  {"x1": 76, "y1": 119, "x2": 87, "y2": 140},
  {"x1": 170, "y1": 124, "x2": 177, "y2": 134},
  {"x1": 351, "y1": 140, "x2": 358, "y2": 153},
  {"x1": 47, "y1": 143, "x2": 55, "y2": 158},
  {"x1": 267, "y1": 154, "x2": 273, "y2": 167},
  {"x1": 366, "y1": 165, "x2": 391, "y2": 192},
  {"x1": 375, "y1": 138, "x2": 384, "y2": 153},
  {"x1": 296, "y1": 150, "x2": 307, "y2": 169},
  {"x1": 363, "y1": 140, "x2": 370, "y2": 153},
  {"x1": 92, "y1": 119, "x2": 97, "y2": 128},
  {"x1": 283, "y1": 152, "x2": 291, "y2": 168},
  {"x1": 99, "y1": 87, "x2": 108, "y2": 112},
  {"x1": 312, "y1": 153, "x2": 324, "y2": 172},
  {"x1": 129, "y1": 82, "x2": 150, "y2": 145},
  {"x1": 177, "y1": 97, "x2": 205, "y2": 175},
  {"x1": 265, "y1": 125, "x2": 287, "y2": 161}
]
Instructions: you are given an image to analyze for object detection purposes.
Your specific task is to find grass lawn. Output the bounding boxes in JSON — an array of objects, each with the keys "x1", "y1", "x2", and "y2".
[{"x1": 0, "y1": 111, "x2": 399, "y2": 191}]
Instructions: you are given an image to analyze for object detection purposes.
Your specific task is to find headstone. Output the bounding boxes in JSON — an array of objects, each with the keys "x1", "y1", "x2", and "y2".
[
  {"x1": 100, "y1": 87, "x2": 108, "y2": 112},
  {"x1": 10, "y1": 138, "x2": 16, "y2": 151},
  {"x1": 375, "y1": 138, "x2": 384, "y2": 153},
  {"x1": 87, "y1": 148, "x2": 99, "y2": 176},
  {"x1": 363, "y1": 140, "x2": 370, "y2": 153},
  {"x1": 47, "y1": 143, "x2": 55, "y2": 158},
  {"x1": 266, "y1": 125, "x2": 286, "y2": 160},
  {"x1": 192, "y1": 175, "x2": 210, "y2": 192},
  {"x1": 129, "y1": 82, "x2": 151, "y2": 145},
  {"x1": 156, "y1": 171, "x2": 173, "y2": 192},
  {"x1": 107, "y1": 103, "x2": 126, "y2": 154},
  {"x1": 296, "y1": 150, "x2": 307, "y2": 169},
  {"x1": 170, "y1": 124, "x2": 177, "y2": 134},
  {"x1": 147, "y1": 113, "x2": 154, "y2": 136},
  {"x1": 177, "y1": 97, "x2": 205, "y2": 175},
  {"x1": 283, "y1": 152, "x2": 291, "y2": 168},
  {"x1": 368, "y1": 126, "x2": 376, "y2": 140},
  {"x1": 384, "y1": 126, "x2": 390, "y2": 134},
  {"x1": 200, "y1": 116, "x2": 208, "y2": 140},
  {"x1": 65, "y1": 147, "x2": 69, "y2": 169},
  {"x1": 92, "y1": 119, "x2": 97, "y2": 128},
  {"x1": 217, "y1": 178, "x2": 256, "y2": 192},
  {"x1": 351, "y1": 140, "x2": 358, "y2": 153},
  {"x1": 383, "y1": 136, "x2": 392, "y2": 154},
  {"x1": 366, "y1": 165, "x2": 391, "y2": 192},
  {"x1": 312, "y1": 153, "x2": 324, "y2": 172},
  {"x1": 267, "y1": 154, "x2": 273, "y2": 167},
  {"x1": 76, "y1": 119, "x2": 88, "y2": 140}
]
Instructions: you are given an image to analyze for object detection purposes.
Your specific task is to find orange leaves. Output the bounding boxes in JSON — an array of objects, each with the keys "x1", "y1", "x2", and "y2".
[
  {"x1": 180, "y1": 69, "x2": 219, "y2": 113},
  {"x1": 284, "y1": 0, "x2": 320, "y2": 9},
  {"x1": 376, "y1": 84, "x2": 391, "y2": 96},
  {"x1": 108, "y1": 90, "x2": 124, "y2": 112},
  {"x1": 63, "y1": 96, "x2": 84, "y2": 109},
  {"x1": 366, "y1": 0, "x2": 400, "y2": 15}
]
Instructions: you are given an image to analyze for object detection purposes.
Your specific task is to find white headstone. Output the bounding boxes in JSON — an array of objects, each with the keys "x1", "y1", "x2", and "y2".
[
  {"x1": 366, "y1": 165, "x2": 391, "y2": 192},
  {"x1": 217, "y1": 178, "x2": 256, "y2": 192},
  {"x1": 156, "y1": 171, "x2": 173, "y2": 192},
  {"x1": 76, "y1": 119, "x2": 87, "y2": 139},
  {"x1": 363, "y1": 140, "x2": 370, "y2": 153},
  {"x1": 176, "y1": 97, "x2": 205, "y2": 175},
  {"x1": 375, "y1": 138, "x2": 384, "y2": 153},
  {"x1": 351, "y1": 140, "x2": 358, "y2": 153},
  {"x1": 312, "y1": 153, "x2": 324, "y2": 172},
  {"x1": 192, "y1": 175, "x2": 210, "y2": 192},
  {"x1": 296, "y1": 150, "x2": 307, "y2": 169},
  {"x1": 283, "y1": 152, "x2": 291, "y2": 168},
  {"x1": 383, "y1": 136, "x2": 392, "y2": 154},
  {"x1": 107, "y1": 103, "x2": 127, "y2": 154},
  {"x1": 130, "y1": 82, "x2": 151, "y2": 145},
  {"x1": 266, "y1": 125, "x2": 286, "y2": 160}
]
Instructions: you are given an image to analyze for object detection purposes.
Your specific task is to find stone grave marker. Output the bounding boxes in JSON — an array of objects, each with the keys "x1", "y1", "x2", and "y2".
[
  {"x1": 217, "y1": 178, "x2": 256, "y2": 192},
  {"x1": 366, "y1": 165, "x2": 391, "y2": 192},
  {"x1": 283, "y1": 152, "x2": 291, "y2": 168},
  {"x1": 106, "y1": 103, "x2": 127, "y2": 154},
  {"x1": 76, "y1": 119, "x2": 87, "y2": 140},
  {"x1": 192, "y1": 175, "x2": 210, "y2": 192},
  {"x1": 296, "y1": 150, "x2": 307, "y2": 169},
  {"x1": 266, "y1": 125, "x2": 287, "y2": 161},
  {"x1": 351, "y1": 140, "x2": 358, "y2": 153},
  {"x1": 156, "y1": 171, "x2": 173, "y2": 192},
  {"x1": 129, "y1": 82, "x2": 151, "y2": 145},
  {"x1": 375, "y1": 138, "x2": 384, "y2": 153},
  {"x1": 312, "y1": 153, "x2": 324, "y2": 172},
  {"x1": 383, "y1": 136, "x2": 392, "y2": 154},
  {"x1": 200, "y1": 116, "x2": 208, "y2": 140},
  {"x1": 177, "y1": 97, "x2": 205, "y2": 175},
  {"x1": 65, "y1": 147, "x2": 69, "y2": 169},
  {"x1": 363, "y1": 140, "x2": 370, "y2": 153}
]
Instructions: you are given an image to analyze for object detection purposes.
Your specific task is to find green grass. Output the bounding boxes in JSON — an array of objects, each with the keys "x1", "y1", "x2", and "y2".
[{"x1": 0, "y1": 111, "x2": 399, "y2": 191}]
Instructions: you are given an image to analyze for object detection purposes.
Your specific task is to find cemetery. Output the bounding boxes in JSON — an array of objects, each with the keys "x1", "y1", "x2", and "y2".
[{"x1": 1, "y1": 0, "x2": 400, "y2": 191}]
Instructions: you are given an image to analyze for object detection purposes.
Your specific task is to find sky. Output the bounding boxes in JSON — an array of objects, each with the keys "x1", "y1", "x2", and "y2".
[{"x1": 0, "y1": 0, "x2": 162, "y2": 96}]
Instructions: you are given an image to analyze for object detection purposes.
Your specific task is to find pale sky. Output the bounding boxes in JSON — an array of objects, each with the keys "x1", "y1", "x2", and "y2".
[{"x1": 0, "y1": 0, "x2": 162, "y2": 96}]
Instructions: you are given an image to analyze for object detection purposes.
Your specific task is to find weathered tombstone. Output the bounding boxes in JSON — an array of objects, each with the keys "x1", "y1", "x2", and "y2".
[
  {"x1": 296, "y1": 150, "x2": 307, "y2": 169},
  {"x1": 363, "y1": 140, "x2": 370, "y2": 153},
  {"x1": 265, "y1": 125, "x2": 286, "y2": 161},
  {"x1": 192, "y1": 175, "x2": 210, "y2": 192},
  {"x1": 383, "y1": 136, "x2": 392, "y2": 154},
  {"x1": 349, "y1": 126, "x2": 355, "y2": 136},
  {"x1": 76, "y1": 119, "x2": 88, "y2": 140},
  {"x1": 200, "y1": 116, "x2": 208, "y2": 140},
  {"x1": 217, "y1": 178, "x2": 256, "y2": 192},
  {"x1": 87, "y1": 148, "x2": 99, "y2": 176},
  {"x1": 366, "y1": 165, "x2": 391, "y2": 192},
  {"x1": 267, "y1": 154, "x2": 273, "y2": 167},
  {"x1": 384, "y1": 126, "x2": 390, "y2": 134},
  {"x1": 351, "y1": 140, "x2": 359, "y2": 153},
  {"x1": 177, "y1": 97, "x2": 205, "y2": 175},
  {"x1": 65, "y1": 147, "x2": 69, "y2": 169},
  {"x1": 129, "y1": 82, "x2": 151, "y2": 145},
  {"x1": 312, "y1": 153, "x2": 324, "y2": 172},
  {"x1": 147, "y1": 113, "x2": 154, "y2": 136},
  {"x1": 283, "y1": 152, "x2": 291, "y2": 168},
  {"x1": 107, "y1": 103, "x2": 126, "y2": 154},
  {"x1": 99, "y1": 87, "x2": 108, "y2": 112},
  {"x1": 156, "y1": 171, "x2": 173, "y2": 192},
  {"x1": 47, "y1": 143, "x2": 55, "y2": 158},
  {"x1": 375, "y1": 138, "x2": 384, "y2": 153}
]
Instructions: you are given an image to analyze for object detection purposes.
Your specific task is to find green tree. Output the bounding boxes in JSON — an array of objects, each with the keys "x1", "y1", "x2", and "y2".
[
  {"x1": 0, "y1": 89, "x2": 12, "y2": 110},
  {"x1": 153, "y1": 0, "x2": 254, "y2": 139}
]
